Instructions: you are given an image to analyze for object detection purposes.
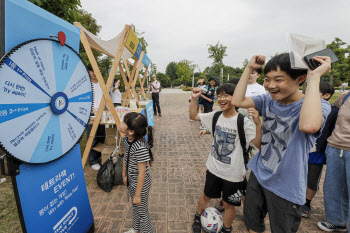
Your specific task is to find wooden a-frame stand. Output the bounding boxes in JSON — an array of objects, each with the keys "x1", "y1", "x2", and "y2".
[
  {"x1": 121, "y1": 51, "x2": 148, "y2": 106},
  {"x1": 74, "y1": 23, "x2": 132, "y2": 168}
]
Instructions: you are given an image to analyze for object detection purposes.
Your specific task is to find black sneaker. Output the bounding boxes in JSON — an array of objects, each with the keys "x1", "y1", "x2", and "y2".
[
  {"x1": 215, "y1": 200, "x2": 225, "y2": 212},
  {"x1": 300, "y1": 204, "x2": 310, "y2": 218},
  {"x1": 317, "y1": 221, "x2": 347, "y2": 232},
  {"x1": 220, "y1": 226, "x2": 232, "y2": 233},
  {"x1": 192, "y1": 218, "x2": 201, "y2": 233}
]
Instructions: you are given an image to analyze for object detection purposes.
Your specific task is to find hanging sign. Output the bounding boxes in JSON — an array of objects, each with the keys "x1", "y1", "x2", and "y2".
[
  {"x1": 125, "y1": 28, "x2": 139, "y2": 55},
  {"x1": 142, "y1": 53, "x2": 150, "y2": 68}
]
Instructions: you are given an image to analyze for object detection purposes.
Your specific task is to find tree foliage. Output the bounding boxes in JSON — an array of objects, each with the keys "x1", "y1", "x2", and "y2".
[
  {"x1": 156, "y1": 72, "x2": 171, "y2": 87},
  {"x1": 323, "y1": 38, "x2": 350, "y2": 85},
  {"x1": 165, "y1": 61, "x2": 178, "y2": 81},
  {"x1": 176, "y1": 60, "x2": 195, "y2": 86},
  {"x1": 29, "y1": 0, "x2": 81, "y2": 23},
  {"x1": 208, "y1": 42, "x2": 227, "y2": 85}
]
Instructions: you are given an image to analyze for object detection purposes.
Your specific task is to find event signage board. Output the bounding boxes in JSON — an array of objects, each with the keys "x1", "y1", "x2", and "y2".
[
  {"x1": 4, "y1": 0, "x2": 80, "y2": 53},
  {"x1": 125, "y1": 28, "x2": 139, "y2": 55},
  {"x1": 146, "y1": 100, "x2": 154, "y2": 127},
  {"x1": 142, "y1": 53, "x2": 150, "y2": 68},
  {"x1": 134, "y1": 42, "x2": 142, "y2": 59},
  {"x1": 15, "y1": 145, "x2": 94, "y2": 233}
]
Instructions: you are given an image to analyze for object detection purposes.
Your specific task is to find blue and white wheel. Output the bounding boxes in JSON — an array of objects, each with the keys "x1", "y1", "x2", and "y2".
[{"x1": 0, "y1": 39, "x2": 92, "y2": 163}]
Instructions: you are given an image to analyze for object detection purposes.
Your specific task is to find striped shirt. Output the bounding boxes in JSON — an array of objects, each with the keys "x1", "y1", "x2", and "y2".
[{"x1": 123, "y1": 136, "x2": 151, "y2": 182}]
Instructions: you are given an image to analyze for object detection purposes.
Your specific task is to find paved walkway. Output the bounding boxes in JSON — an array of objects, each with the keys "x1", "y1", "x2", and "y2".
[{"x1": 84, "y1": 91, "x2": 327, "y2": 233}]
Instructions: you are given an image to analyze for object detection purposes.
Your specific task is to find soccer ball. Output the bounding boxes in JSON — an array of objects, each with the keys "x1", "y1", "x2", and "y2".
[{"x1": 200, "y1": 207, "x2": 223, "y2": 233}]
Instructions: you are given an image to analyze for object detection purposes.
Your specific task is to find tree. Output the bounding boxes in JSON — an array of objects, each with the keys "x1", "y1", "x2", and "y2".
[
  {"x1": 29, "y1": 0, "x2": 81, "y2": 24},
  {"x1": 176, "y1": 60, "x2": 195, "y2": 86},
  {"x1": 324, "y1": 38, "x2": 350, "y2": 86},
  {"x1": 165, "y1": 62, "x2": 178, "y2": 81},
  {"x1": 150, "y1": 62, "x2": 157, "y2": 76},
  {"x1": 208, "y1": 42, "x2": 227, "y2": 85},
  {"x1": 156, "y1": 73, "x2": 171, "y2": 87}
]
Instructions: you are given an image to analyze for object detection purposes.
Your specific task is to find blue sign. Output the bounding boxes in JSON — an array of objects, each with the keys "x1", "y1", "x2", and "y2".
[
  {"x1": 142, "y1": 53, "x2": 150, "y2": 68},
  {"x1": 16, "y1": 145, "x2": 94, "y2": 233},
  {"x1": 5, "y1": 0, "x2": 81, "y2": 53},
  {"x1": 146, "y1": 100, "x2": 154, "y2": 127},
  {"x1": 134, "y1": 42, "x2": 142, "y2": 59}
]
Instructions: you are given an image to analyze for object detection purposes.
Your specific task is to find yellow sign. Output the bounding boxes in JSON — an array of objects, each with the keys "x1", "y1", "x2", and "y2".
[{"x1": 125, "y1": 28, "x2": 140, "y2": 55}]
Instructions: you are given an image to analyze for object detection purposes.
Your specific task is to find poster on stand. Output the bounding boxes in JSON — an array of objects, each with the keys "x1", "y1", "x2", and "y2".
[
  {"x1": 146, "y1": 100, "x2": 154, "y2": 127},
  {"x1": 15, "y1": 145, "x2": 94, "y2": 233}
]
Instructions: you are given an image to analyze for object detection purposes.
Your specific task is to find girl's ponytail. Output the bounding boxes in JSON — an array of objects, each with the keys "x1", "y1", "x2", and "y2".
[{"x1": 147, "y1": 126, "x2": 154, "y2": 165}]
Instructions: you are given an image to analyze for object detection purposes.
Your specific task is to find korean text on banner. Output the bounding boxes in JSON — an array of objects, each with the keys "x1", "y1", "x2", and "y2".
[
  {"x1": 125, "y1": 28, "x2": 140, "y2": 55},
  {"x1": 146, "y1": 100, "x2": 154, "y2": 127},
  {"x1": 142, "y1": 53, "x2": 150, "y2": 67},
  {"x1": 134, "y1": 42, "x2": 142, "y2": 59}
]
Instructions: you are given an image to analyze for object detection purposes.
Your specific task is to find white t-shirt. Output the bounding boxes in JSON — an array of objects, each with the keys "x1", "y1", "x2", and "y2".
[
  {"x1": 92, "y1": 82, "x2": 103, "y2": 112},
  {"x1": 199, "y1": 111, "x2": 256, "y2": 182},
  {"x1": 245, "y1": 83, "x2": 266, "y2": 97},
  {"x1": 151, "y1": 80, "x2": 160, "y2": 93},
  {"x1": 110, "y1": 88, "x2": 122, "y2": 104}
]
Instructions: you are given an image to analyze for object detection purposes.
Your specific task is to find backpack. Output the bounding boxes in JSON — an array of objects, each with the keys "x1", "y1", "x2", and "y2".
[{"x1": 212, "y1": 111, "x2": 252, "y2": 165}]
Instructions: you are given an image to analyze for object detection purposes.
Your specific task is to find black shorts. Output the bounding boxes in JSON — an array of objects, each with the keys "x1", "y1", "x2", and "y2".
[
  {"x1": 204, "y1": 170, "x2": 245, "y2": 206},
  {"x1": 243, "y1": 172, "x2": 301, "y2": 233},
  {"x1": 307, "y1": 163, "x2": 323, "y2": 191}
]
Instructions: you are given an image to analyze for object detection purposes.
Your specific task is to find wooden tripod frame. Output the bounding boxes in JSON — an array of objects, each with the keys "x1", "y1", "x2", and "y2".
[{"x1": 74, "y1": 22, "x2": 132, "y2": 168}]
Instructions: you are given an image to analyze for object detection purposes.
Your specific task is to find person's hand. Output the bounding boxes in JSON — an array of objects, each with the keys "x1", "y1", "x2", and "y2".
[
  {"x1": 192, "y1": 87, "x2": 202, "y2": 98},
  {"x1": 208, "y1": 99, "x2": 213, "y2": 103},
  {"x1": 123, "y1": 175, "x2": 127, "y2": 185},
  {"x1": 248, "y1": 108, "x2": 261, "y2": 126},
  {"x1": 307, "y1": 56, "x2": 332, "y2": 79},
  {"x1": 133, "y1": 195, "x2": 141, "y2": 205},
  {"x1": 247, "y1": 55, "x2": 265, "y2": 70},
  {"x1": 198, "y1": 130, "x2": 207, "y2": 138}
]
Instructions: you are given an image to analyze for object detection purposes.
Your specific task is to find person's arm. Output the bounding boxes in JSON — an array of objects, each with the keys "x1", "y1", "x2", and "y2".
[
  {"x1": 133, "y1": 162, "x2": 146, "y2": 205},
  {"x1": 248, "y1": 108, "x2": 262, "y2": 149},
  {"x1": 232, "y1": 56, "x2": 265, "y2": 108},
  {"x1": 200, "y1": 94, "x2": 213, "y2": 102},
  {"x1": 190, "y1": 88, "x2": 202, "y2": 121},
  {"x1": 299, "y1": 56, "x2": 331, "y2": 134}
]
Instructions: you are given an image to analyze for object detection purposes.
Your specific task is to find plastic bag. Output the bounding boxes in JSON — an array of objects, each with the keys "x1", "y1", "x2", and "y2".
[
  {"x1": 289, "y1": 33, "x2": 326, "y2": 69},
  {"x1": 97, "y1": 157, "x2": 115, "y2": 192},
  {"x1": 113, "y1": 153, "x2": 124, "y2": 186}
]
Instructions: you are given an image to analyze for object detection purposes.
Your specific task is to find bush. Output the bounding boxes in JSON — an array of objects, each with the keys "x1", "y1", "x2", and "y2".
[{"x1": 181, "y1": 86, "x2": 192, "y2": 91}]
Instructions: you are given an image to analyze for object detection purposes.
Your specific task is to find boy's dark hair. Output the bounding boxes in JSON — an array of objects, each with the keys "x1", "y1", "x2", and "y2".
[
  {"x1": 216, "y1": 83, "x2": 236, "y2": 96},
  {"x1": 86, "y1": 64, "x2": 93, "y2": 71},
  {"x1": 254, "y1": 67, "x2": 262, "y2": 75},
  {"x1": 227, "y1": 77, "x2": 240, "y2": 85},
  {"x1": 265, "y1": 53, "x2": 307, "y2": 80},
  {"x1": 319, "y1": 80, "x2": 335, "y2": 100},
  {"x1": 123, "y1": 112, "x2": 154, "y2": 164}
]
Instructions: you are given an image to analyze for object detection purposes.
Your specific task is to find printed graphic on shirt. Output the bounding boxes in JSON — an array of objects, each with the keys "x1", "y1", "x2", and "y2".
[
  {"x1": 211, "y1": 125, "x2": 236, "y2": 164},
  {"x1": 261, "y1": 107, "x2": 294, "y2": 172}
]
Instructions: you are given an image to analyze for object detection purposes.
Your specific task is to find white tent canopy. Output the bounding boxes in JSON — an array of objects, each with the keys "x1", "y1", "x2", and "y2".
[{"x1": 78, "y1": 24, "x2": 134, "y2": 60}]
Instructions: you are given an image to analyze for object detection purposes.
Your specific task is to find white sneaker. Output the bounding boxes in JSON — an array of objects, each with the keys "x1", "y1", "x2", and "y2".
[
  {"x1": 124, "y1": 228, "x2": 138, "y2": 233},
  {"x1": 0, "y1": 178, "x2": 6, "y2": 185},
  {"x1": 91, "y1": 164, "x2": 101, "y2": 171}
]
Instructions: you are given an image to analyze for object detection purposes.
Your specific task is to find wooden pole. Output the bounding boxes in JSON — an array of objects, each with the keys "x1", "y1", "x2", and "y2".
[{"x1": 74, "y1": 22, "x2": 129, "y2": 168}]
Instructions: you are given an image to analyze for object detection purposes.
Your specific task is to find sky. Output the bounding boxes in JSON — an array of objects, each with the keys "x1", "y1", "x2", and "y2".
[{"x1": 80, "y1": 0, "x2": 350, "y2": 73}]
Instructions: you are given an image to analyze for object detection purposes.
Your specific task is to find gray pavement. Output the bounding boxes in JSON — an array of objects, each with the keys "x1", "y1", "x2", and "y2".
[{"x1": 84, "y1": 91, "x2": 327, "y2": 232}]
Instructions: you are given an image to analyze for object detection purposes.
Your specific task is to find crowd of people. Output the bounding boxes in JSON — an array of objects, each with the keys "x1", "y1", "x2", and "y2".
[{"x1": 87, "y1": 53, "x2": 350, "y2": 233}]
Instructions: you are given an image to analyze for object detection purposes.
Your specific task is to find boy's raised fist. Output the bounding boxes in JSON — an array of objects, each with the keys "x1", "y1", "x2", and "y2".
[
  {"x1": 192, "y1": 87, "x2": 202, "y2": 98},
  {"x1": 247, "y1": 55, "x2": 265, "y2": 69},
  {"x1": 307, "y1": 56, "x2": 331, "y2": 78}
]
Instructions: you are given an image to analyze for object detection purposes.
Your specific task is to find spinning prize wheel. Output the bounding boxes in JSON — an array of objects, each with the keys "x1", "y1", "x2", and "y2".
[{"x1": 0, "y1": 39, "x2": 92, "y2": 164}]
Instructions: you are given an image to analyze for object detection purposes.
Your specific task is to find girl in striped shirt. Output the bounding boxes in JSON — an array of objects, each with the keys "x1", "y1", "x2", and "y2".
[{"x1": 120, "y1": 112, "x2": 154, "y2": 233}]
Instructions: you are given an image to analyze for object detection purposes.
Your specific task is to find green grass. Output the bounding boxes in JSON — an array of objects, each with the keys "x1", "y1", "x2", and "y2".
[{"x1": 329, "y1": 92, "x2": 340, "y2": 104}]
